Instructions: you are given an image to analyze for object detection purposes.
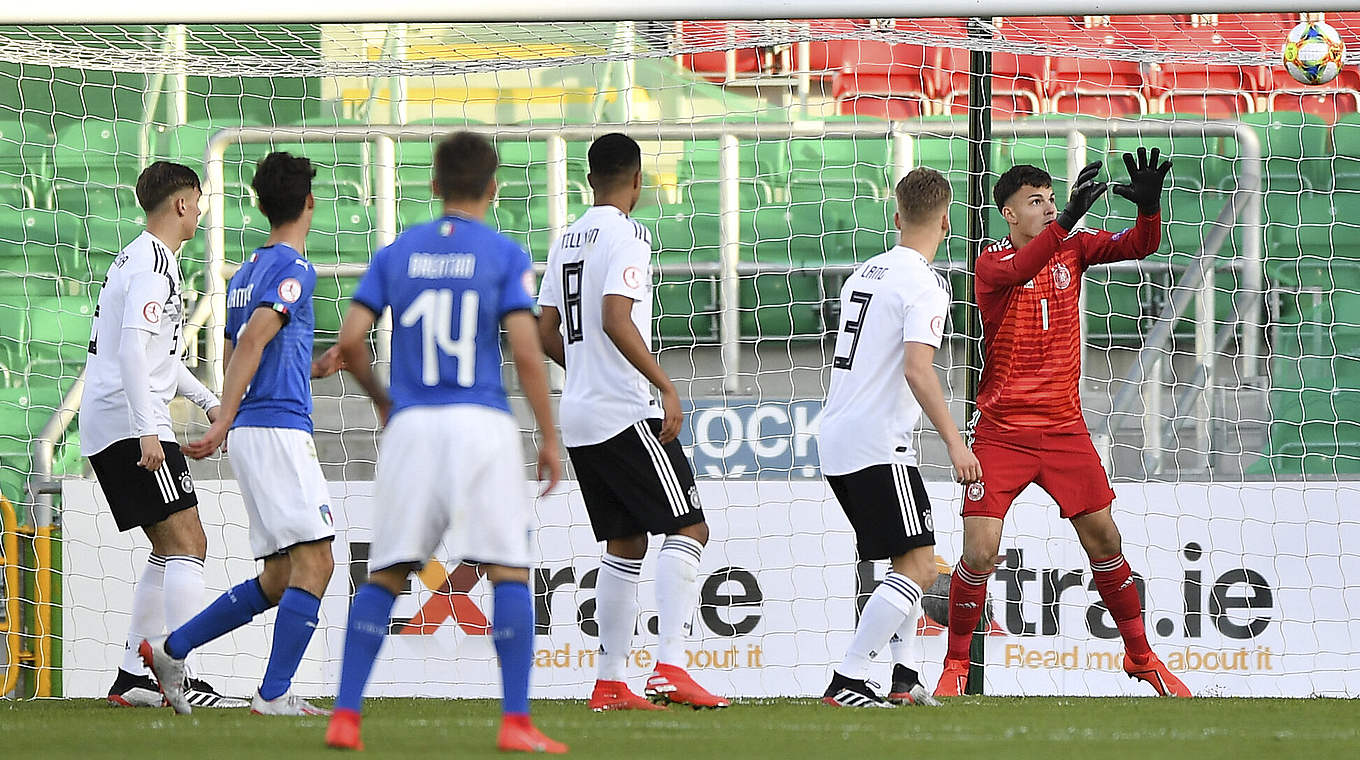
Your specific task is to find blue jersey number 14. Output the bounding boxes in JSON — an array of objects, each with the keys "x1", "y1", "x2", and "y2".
[{"x1": 400, "y1": 288, "x2": 479, "y2": 387}]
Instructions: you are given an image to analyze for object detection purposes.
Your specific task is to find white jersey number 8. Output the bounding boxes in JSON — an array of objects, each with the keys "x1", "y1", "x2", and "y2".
[{"x1": 400, "y1": 288, "x2": 480, "y2": 387}]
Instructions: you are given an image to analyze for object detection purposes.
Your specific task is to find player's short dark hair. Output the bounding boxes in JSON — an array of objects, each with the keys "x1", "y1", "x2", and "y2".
[
  {"x1": 135, "y1": 161, "x2": 201, "y2": 213},
  {"x1": 434, "y1": 131, "x2": 499, "y2": 202},
  {"x1": 588, "y1": 133, "x2": 642, "y2": 189},
  {"x1": 252, "y1": 152, "x2": 316, "y2": 226},
  {"x1": 994, "y1": 164, "x2": 1052, "y2": 210},
  {"x1": 894, "y1": 167, "x2": 951, "y2": 225}
]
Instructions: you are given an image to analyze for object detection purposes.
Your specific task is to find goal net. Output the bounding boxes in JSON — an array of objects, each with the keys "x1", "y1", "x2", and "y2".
[{"x1": 1, "y1": 11, "x2": 1357, "y2": 700}]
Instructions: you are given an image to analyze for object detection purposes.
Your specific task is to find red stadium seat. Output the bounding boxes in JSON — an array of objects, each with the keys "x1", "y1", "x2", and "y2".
[
  {"x1": 997, "y1": 15, "x2": 1086, "y2": 47},
  {"x1": 1326, "y1": 11, "x2": 1360, "y2": 38},
  {"x1": 935, "y1": 48, "x2": 1046, "y2": 117},
  {"x1": 1045, "y1": 20, "x2": 1157, "y2": 116},
  {"x1": 799, "y1": 18, "x2": 869, "y2": 74},
  {"x1": 1264, "y1": 68, "x2": 1360, "y2": 122},
  {"x1": 891, "y1": 17, "x2": 969, "y2": 36},
  {"x1": 1049, "y1": 56, "x2": 1152, "y2": 116},
  {"x1": 1153, "y1": 22, "x2": 1267, "y2": 116},
  {"x1": 833, "y1": 40, "x2": 934, "y2": 118},
  {"x1": 836, "y1": 96, "x2": 928, "y2": 120},
  {"x1": 1226, "y1": 12, "x2": 1308, "y2": 44},
  {"x1": 678, "y1": 21, "x2": 763, "y2": 81}
]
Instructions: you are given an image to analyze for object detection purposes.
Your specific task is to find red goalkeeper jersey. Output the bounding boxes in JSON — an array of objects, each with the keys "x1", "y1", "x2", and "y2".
[{"x1": 974, "y1": 213, "x2": 1161, "y2": 432}]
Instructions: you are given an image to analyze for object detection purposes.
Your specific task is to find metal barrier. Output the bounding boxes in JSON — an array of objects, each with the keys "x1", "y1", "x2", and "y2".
[
  {"x1": 1, "y1": 495, "x2": 19, "y2": 697},
  {"x1": 196, "y1": 117, "x2": 1262, "y2": 443},
  {"x1": 199, "y1": 119, "x2": 1263, "y2": 379}
]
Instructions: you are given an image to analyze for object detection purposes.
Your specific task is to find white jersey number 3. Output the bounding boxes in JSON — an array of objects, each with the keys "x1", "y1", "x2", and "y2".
[{"x1": 400, "y1": 288, "x2": 479, "y2": 387}]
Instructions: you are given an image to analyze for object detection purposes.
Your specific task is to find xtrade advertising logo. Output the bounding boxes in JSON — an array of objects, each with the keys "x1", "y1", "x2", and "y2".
[
  {"x1": 865, "y1": 544, "x2": 1279, "y2": 675},
  {"x1": 393, "y1": 560, "x2": 490, "y2": 636},
  {"x1": 347, "y1": 544, "x2": 765, "y2": 642}
]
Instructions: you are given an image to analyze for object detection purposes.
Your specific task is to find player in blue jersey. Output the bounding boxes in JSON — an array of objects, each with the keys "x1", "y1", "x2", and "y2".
[
  {"x1": 323, "y1": 132, "x2": 566, "y2": 754},
  {"x1": 141, "y1": 152, "x2": 335, "y2": 717}
]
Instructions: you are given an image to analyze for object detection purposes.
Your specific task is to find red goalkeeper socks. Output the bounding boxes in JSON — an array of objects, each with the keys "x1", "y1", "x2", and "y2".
[
  {"x1": 1091, "y1": 554, "x2": 1152, "y2": 659},
  {"x1": 945, "y1": 560, "x2": 992, "y2": 662}
]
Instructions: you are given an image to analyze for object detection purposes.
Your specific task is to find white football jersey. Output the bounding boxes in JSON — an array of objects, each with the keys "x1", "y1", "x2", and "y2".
[
  {"x1": 818, "y1": 246, "x2": 950, "y2": 476},
  {"x1": 538, "y1": 205, "x2": 659, "y2": 447},
  {"x1": 79, "y1": 231, "x2": 187, "y2": 455}
]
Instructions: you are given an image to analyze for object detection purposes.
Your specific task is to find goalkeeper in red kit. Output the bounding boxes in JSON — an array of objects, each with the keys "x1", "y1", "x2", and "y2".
[{"x1": 936, "y1": 148, "x2": 1191, "y2": 698}]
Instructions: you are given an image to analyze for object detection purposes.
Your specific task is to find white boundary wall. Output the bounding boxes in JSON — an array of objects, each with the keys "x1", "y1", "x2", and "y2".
[{"x1": 62, "y1": 479, "x2": 1360, "y2": 699}]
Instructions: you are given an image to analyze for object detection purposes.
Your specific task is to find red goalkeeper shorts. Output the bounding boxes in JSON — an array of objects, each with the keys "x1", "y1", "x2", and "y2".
[{"x1": 962, "y1": 423, "x2": 1116, "y2": 521}]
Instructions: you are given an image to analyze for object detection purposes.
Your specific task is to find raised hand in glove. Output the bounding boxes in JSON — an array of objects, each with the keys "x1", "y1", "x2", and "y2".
[
  {"x1": 1113, "y1": 146, "x2": 1173, "y2": 215},
  {"x1": 1056, "y1": 160, "x2": 1109, "y2": 232}
]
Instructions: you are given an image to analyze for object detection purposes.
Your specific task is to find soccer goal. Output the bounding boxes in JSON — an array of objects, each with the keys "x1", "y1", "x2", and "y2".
[{"x1": 1, "y1": 3, "x2": 1357, "y2": 700}]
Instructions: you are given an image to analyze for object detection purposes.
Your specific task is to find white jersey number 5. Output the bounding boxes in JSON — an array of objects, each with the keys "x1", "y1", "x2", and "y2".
[{"x1": 400, "y1": 288, "x2": 479, "y2": 387}]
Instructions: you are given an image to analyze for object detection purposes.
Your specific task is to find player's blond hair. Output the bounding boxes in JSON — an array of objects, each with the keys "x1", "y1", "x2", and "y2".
[{"x1": 894, "y1": 167, "x2": 951, "y2": 225}]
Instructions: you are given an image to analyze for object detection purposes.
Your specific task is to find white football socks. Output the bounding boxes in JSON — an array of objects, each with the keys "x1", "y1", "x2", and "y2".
[
  {"x1": 162, "y1": 555, "x2": 206, "y2": 634},
  {"x1": 655, "y1": 534, "x2": 703, "y2": 668},
  {"x1": 122, "y1": 553, "x2": 166, "y2": 675},
  {"x1": 888, "y1": 599, "x2": 924, "y2": 670},
  {"x1": 594, "y1": 554, "x2": 642, "y2": 682},
  {"x1": 839, "y1": 572, "x2": 922, "y2": 681}
]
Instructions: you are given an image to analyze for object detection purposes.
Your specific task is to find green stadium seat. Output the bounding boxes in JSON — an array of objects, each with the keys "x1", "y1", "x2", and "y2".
[
  {"x1": 486, "y1": 204, "x2": 531, "y2": 253},
  {"x1": 1251, "y1": 289, "x2": 1360, "y2": 474},
  {"x1": 0, "y1": 208, "x2": 86, "y2": 297},
  {"x1": 1082, "y1": 267, "x2": 1147, "y2": 342},
  {"x1": 158, "y1": 118, "x2": 266, "y2": 190},
  {"x1": 0, "y1": 119, "x2": 54, "y2": 209},
  {"x1": 787, "y1": 178, "x2": 871, "y2": 224},
  {"x1": 0, "y1": 295, "x2": 94, "y2": 377},
  {"x1": 308, "y1": 203, "x2": 375, "y2": 339},
  {"x1": 52, "y1": 183, "x2": 141, "y2": 223},
  {"x1": 654, "y1": 269, "x2": 718, "y2": 343},
  {"x1": 784, "y1": 132, "x2": 891, "y2": 198},
  {"x1": 676, "y1": 116, "x2": 793, "y2": 221},
  {"x1": 1216, "y1": 112, "x2": 1329, "y2": 193},
  {"x1": 53, "y1": 118, "x2": 145, "y2": 188},
  {"x1": 1327, "y1": 114, "x2": 1360, "y2": 191},
  {"x1": 631, "y1": 204, "x2": 719, "y2": 341},
  {"x1": 1270, "y1": 191, "x2": 1360, "y2": 262},
  {"x1": 839, "y1": 197, "x2": 895, "y2": 265},
  {"x1": 29, "y1": 295, "x2": 96, "y2": 372},
  {"x1": 176, "y1": 199, "x2": 271, "y2": 292},
  {"x1": 0, "y1": 383, "x2": 71, "y2": 506},
  {"x1": 736, "y1": 203, "x2": 848, "y2": 338},
  {"x1": 1106, "y1": 113, "x2": 1224, "y2": 193},
  {"x1": 495, "y1": 131, "x2": 591, "y2": 208},
  {"x1": 1080, "y1": 188, "x2": 1244, "y2": 340},
  {"x1": 398, "y1": 190, "x2": 442, "y2": 232}
]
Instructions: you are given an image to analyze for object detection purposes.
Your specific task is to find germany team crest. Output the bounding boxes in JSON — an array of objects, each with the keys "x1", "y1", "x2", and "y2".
[{"x1": 1052, "y1": 262, "x2": 1073, "y2": 290}]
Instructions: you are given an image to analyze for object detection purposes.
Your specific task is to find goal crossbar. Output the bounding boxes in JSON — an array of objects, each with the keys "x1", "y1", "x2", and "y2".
[{"x1": 3, "y1": 1, "x2": 1357, "y2": 25}]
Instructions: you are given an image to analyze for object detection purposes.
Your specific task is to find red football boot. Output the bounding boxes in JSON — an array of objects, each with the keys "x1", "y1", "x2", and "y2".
[
  {"x1": 589, "y1": 680, "x2": 667, "y2": 712},
  {"x1": 644, "y1": 663, "x2": 730, "y2": 709},
  {"x1": 1124, "y1": 651, "x2": 1192, "y2": 697},
  {"x1": 933, "y1": 657, "x2": 970, "y2": 698},
  {"x1": 497, "y1": 714, "x2": 568, "y2": 754},
  {"x1": 324, "y1": 707, "x2": 364, "y2": 751}
]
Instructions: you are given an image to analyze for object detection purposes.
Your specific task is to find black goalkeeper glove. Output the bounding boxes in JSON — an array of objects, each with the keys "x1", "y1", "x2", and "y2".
[
  {"x1": 1113, "y1": 146, "x2": 1174, "y2": 215},
  {"x1": 1055, "y1": 160, "x2": 1109, "y2": 232}
]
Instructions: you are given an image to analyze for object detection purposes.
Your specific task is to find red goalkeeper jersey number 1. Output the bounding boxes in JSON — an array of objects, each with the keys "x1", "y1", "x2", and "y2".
[{"x1": 974, "y1": 214, "x2": 1161, "y2": 432}]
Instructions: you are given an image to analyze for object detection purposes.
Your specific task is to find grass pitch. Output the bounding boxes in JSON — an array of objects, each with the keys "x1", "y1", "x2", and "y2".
[{"x1": 2, "y1": 697, "x2": 1357, "y2": 759}]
